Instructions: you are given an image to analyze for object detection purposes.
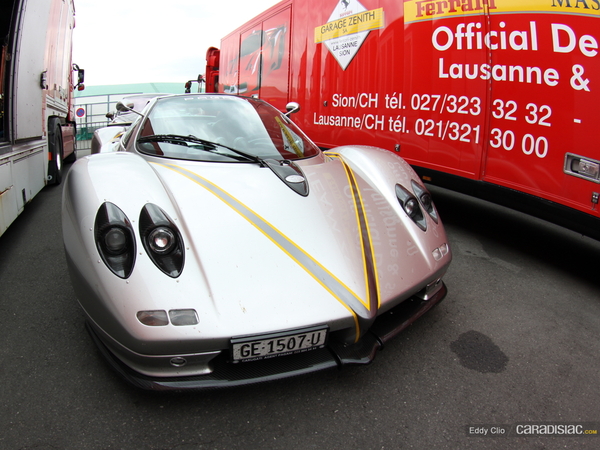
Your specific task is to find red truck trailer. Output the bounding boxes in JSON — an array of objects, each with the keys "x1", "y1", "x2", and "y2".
[
  {"x1": 0, "y1": 0, "x2": 84, "y2": 237},
  {"x1": 204, "y1": 0, "x2": 600, "y2": 239}
]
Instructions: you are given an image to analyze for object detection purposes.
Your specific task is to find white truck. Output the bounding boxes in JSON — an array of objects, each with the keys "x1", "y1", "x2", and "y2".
[{"x1": 0, "y1": 0, "x2": 84, "y2": 237}]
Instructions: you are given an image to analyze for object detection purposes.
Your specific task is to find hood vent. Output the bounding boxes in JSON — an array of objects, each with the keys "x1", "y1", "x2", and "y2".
[{"x1": 264, "y1": 159, "x2": 309, "y2": 197}]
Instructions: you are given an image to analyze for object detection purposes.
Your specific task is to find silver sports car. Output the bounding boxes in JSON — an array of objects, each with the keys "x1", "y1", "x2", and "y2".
[{"x1": 62, "y1": 94, "x2": 451, "y2": 390}]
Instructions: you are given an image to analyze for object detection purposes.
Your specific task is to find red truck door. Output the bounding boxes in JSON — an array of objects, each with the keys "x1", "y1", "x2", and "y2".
[{"x1": 219, "y1": 6, "x2": 291, "y2": 111}]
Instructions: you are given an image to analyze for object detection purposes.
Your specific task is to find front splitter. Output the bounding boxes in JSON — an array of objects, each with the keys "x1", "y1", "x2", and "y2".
[{"x1": 86, "y1": 282, "x2": 447, "y2": 391}]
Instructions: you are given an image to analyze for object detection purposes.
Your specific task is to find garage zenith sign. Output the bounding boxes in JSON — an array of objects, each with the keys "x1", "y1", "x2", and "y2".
[{"x1": 315, "y1": 0, "x2": 385, "y2": 70}]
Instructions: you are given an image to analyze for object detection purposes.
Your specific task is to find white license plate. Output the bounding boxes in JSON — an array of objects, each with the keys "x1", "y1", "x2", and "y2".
[{"x1": 231, "y1": 327, "x2": 327, "y2": 363}]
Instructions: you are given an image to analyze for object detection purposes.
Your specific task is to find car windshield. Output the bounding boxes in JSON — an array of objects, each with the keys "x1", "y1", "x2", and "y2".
[{"x1": 135, "y1": 95, "x2": 320, "y2": 162}]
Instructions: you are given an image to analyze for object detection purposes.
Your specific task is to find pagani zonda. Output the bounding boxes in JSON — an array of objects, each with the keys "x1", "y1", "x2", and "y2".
[{"x1": 62, "y1": 94, "x2": 451, "y2": 390}]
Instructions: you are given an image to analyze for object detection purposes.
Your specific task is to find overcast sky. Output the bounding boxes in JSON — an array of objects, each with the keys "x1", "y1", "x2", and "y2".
[{"x1": 73, "y1": 0, "x2": 281, "y2": 87}]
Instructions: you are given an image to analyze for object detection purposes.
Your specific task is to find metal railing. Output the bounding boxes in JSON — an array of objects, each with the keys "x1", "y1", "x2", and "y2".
[
  {"x1": 74, "y1": 93, "x2": 144, "y2": 154},
  {"x1": 75, "y1": 121, "x2": 111, "y2": 156}
]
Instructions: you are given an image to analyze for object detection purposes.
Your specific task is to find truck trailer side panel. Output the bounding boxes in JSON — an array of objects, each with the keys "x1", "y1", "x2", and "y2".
[{"x1": 210, "y1": 0, "x2": 600, "y2": 239}]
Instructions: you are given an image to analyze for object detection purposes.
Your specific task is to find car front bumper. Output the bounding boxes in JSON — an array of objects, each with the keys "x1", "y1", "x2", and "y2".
[{"x1": 87, "y1": 282, "x2": 448, "y2": 391}]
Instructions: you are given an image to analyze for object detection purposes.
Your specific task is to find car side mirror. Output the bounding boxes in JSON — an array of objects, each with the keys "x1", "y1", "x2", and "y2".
[
  {"x1": 285, "y1": 102, "x2": 300, "y2": 116},
  {"x1": 116, "y1": 101, "x2": 144, "y2": 116}
]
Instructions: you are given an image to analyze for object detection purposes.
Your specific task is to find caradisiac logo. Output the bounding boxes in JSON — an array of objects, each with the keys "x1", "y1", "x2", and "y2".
[{"x1": 315, "y1": 0, "x2": 384, "y2": 70}]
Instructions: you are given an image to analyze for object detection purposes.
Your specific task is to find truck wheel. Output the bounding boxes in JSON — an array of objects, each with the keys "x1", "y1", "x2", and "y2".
[
  {"x1": 64, "y1": 147, "x2": 77, "y2": 163},
  {"x1": 47, "y1": 120, "x2": 63, "y2": 186}
]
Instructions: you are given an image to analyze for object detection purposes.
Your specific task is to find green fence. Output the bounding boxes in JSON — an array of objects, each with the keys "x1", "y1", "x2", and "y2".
[{"x1": 76, "y1": 122, "x2": 107, "y2": 141}]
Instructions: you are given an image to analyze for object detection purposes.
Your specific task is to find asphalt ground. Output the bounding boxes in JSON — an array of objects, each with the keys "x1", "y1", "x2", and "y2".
[{"x1": 0, "y1": 165, "x2": 599, "y2": 450}]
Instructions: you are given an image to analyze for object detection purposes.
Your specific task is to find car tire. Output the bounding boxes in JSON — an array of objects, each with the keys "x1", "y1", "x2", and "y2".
[{"x1": 47, "y1": 119, "x2": 63, "y2": 186}]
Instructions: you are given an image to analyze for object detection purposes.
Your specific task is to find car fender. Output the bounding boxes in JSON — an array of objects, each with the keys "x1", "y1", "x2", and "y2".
[
  {"x1": 305, "y1": 146, "x2": 451, "y2": 307},
  {"x1": 63, "y1": 152, "x2": 217, "y2": 353},
  {"x1": 322, "y1": 145, "x2": 449, "y2": 262},
  {"x1": 91, "y1": 126, "x2": 127, "y2": 154}
]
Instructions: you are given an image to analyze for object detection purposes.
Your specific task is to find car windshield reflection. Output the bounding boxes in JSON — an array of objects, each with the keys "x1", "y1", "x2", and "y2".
[{"x1": 135, "y1": 95, "x2": 320, "y2": 162}]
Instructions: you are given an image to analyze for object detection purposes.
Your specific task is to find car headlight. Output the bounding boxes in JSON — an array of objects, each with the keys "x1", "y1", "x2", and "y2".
[
  {"x1": 411, "y1": 180, "x2": 439, "y2": 223},
  {"x1": 395, "y1": 184, "x2": 426, "y2": 231},
  {"x1": 136, "y1": 309, "x2": 198, "y2": 326},
  {"x1": 136, "y1": 310, "x2": 169, "y2": 326},
  {"x1": 139, "y1": 204, "x2": 185, "y2": 277},
  {"x1": 94, "y1": 202, "x2": 136, "y2": 278},
  {"x1": 148, "y1": 227, "x2": 176, "y2": 254}
]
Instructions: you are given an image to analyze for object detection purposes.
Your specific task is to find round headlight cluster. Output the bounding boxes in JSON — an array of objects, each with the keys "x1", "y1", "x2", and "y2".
[
  {"x1": 395, "y1": 184, "x2": 426, "y2": 230},
  {"x1": 104, "y1": 227, "x2": 128, "y2": 254},
  {"x1": 395, "y1": 181, "x2": 439, "y2": 231},
  {"x1": 148, "y1": 227, "x2": 176, "y2": 254},
  {"x1": 403, "y1": 197, "x2": 420, "y2": 218},
  {"x1": 411, "y1": 180, "x2": 439, "y2": 224},
  {"x1": 139, "y1": 204, "x2": 185, "y2": 277},
  {"x1": 94, "y1": 203, "x2": 184, "y2": 278},
  {"x1": 420, "y1": 192, "x2": 432, "y2": 211},
  {"x1": 94, "y1": 203, "x2": 136, "y2": 278}
]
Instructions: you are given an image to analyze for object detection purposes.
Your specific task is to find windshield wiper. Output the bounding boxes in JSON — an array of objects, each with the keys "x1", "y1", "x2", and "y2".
[
  {"x1": 137, "y1": 134, "x2": 265, "y2": 166},
  {"x1": 138, "y1": 134, "x2": 308, "y2": 195}
]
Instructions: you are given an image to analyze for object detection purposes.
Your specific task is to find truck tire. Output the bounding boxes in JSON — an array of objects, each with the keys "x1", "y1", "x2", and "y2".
[
  {"x1": 64, "y1": 146, "x2": 77, "y2": 163},
  {"x1": 47, "y1": 119, "x2": 63, "y2": 186},
  {"x1": 64, "y1": 122, "x2": 77, "y2": 163}
]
